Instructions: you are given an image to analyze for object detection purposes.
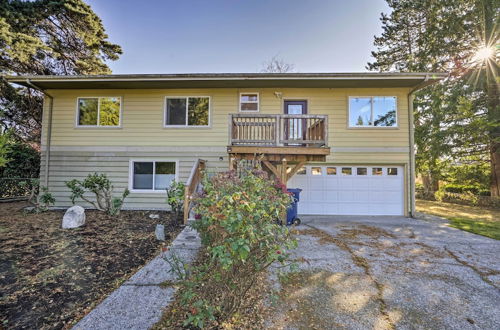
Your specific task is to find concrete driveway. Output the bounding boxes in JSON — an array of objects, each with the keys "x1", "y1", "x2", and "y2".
[{"x1": 268, "y1": 216, "x2": 500, "y2": 329}]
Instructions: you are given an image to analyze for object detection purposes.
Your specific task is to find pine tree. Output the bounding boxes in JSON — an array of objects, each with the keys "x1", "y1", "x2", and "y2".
[
  {"x1": 368, "y1": 0, "x2": 499, "y2": 195},
  {"x1": 0, "y1": 0, "x2": 122, "y2": 143}
]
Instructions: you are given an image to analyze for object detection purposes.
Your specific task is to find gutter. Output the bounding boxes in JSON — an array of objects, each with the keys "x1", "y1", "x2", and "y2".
[
  {"x1": 25, "y1": 79, "x2": 54, "y2": 188},
  {"x1": 407, "y1": 73, "x2": 434, "y2": 217}
]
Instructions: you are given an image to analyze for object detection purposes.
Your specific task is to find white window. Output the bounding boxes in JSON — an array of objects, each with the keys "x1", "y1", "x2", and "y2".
[
  {"x1": 239, "y1": 93, "x2": 259, "y2": 112},
  {"x1": 77, "y1": 97, "x2": 121, "y2": 127},
  {"x1": 165, "y1": 97, "x2": 210, "y2": 127},
  {"x1": 349, "y1": 96, "x2": 397, "y2": 127},
  {"x1": 130, "y1": 160, "x2": 178, "y2": 192}
]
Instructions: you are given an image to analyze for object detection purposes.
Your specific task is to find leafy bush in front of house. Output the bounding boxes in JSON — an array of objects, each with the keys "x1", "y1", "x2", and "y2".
[
  {"x1": 173, "y1": 167, "x2": 296, "y2": 328},
  {"x1": 16, "y1": 178, "x2": 55, "y2": 212},
  {"x1": 166, "y1": 180, "x2": 185, "y2": 222},
  {"x1": 66, "y1": 173, "x2": 129, "y2": 215}
]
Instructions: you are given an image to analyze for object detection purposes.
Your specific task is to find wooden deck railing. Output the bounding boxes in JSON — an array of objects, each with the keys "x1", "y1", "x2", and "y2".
[
  {"x1": 229, "y1": 114, "x2": 328, "y2": 147},
  {"x1": 183, "y1": 159, "x2": 206, "y2": 224}
]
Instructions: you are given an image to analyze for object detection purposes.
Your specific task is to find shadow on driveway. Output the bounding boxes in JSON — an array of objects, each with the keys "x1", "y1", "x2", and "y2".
[{"x1": 267, "y1": 216, "x2": 500, "y2": 329}]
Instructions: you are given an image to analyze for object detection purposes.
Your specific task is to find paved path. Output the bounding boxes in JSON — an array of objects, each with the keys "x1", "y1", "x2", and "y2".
[
  {"x1": 268, "y1": 215, "x2": 500, "y2": 329},
  {"x1": 74, "y1": 227, "x2": 200, "y2": 330}
]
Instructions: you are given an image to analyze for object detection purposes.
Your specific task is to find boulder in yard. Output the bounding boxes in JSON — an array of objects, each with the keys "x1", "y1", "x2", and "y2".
[{"x1": 62, "y1": 205, "x2": 86, "y2": 229}]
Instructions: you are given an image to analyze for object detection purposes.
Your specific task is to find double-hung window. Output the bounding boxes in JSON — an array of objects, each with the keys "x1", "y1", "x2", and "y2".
[
  {"x1": 165, "y1": 97, "x2": 209, "y2": 127},
  {"x1": 239, "y1": 93, "x2": 259, "y2": 112},
  {"x1": 349, "y1": 96, "x2": 397, "y2": 127},
  {"x1": 77, "y1": 97, "x2": 121, "y2": 127},
  {"x1": 130, "y1": 160, "x2": 177, "y2": 192}
]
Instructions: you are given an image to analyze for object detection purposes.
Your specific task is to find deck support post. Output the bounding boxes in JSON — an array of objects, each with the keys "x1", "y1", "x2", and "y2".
[{"x1": 287, "y1": 161, "x2": 306, "y2": 181}]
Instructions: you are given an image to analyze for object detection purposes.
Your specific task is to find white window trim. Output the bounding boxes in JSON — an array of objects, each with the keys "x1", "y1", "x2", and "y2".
[
  {"x1": 128, "y1": 159, "x2": 179, "y2": 193},
  {"x1": 348, "y1": 96, "x2": 398, "y2": 128},
  {"x1": 239, "y1": 92, "x2": 260, "y2": 112},
  {"x1": 75, "y1": 96, "x2": 123, "y2": 128},
  {"x1": 163, "y1": 96, "x2": 211, "y2": 128}
]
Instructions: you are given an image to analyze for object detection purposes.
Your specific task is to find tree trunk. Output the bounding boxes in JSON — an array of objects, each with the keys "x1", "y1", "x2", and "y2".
[
  {"x1": 422, "y1": 172, "x2": 439, "y2": 192},
  {"x1": 482, "y1": 0, "x2": 500, "y2": 196},
  {"x1": 491, "y1": 146, "x2": 500, "y2": 197}
]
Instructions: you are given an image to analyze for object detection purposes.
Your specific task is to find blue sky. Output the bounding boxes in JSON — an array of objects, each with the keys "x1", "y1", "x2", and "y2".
[{"x1": 86, "y1": 0, "x2": 390, "y2": 73}]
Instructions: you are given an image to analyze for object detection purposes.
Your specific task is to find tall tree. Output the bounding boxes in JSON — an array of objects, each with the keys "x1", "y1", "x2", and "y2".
[
  {"x1": 368, "y1": 0, "x2": 499, "y2": 195},
  {"x1": 0, "y1": 0, "x2": 122, "y2": 143}
]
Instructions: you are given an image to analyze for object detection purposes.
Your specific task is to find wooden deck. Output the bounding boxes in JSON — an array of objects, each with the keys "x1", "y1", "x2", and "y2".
[{"x1": 228, "y1": 113, "x2": 330, "y2": 162}]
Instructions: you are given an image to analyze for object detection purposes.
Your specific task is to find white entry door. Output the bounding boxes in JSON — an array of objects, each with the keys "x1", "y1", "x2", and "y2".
[{"x1": 288, "y1": 165, "x2": 405, "y2": 216}]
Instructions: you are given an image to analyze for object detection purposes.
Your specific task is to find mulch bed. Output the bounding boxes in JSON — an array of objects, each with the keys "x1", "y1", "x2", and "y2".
[{"x1": 0, "y1": 201, "x2": 182, "y2": 330}]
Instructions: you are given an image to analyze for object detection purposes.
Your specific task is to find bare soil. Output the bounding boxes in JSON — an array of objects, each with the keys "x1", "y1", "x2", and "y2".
[{"x1": 0, "y1": 202, "x2": 182, "y2": 330}]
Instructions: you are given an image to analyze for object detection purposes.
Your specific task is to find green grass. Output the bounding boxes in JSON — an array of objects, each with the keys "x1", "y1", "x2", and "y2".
[
  {"x1": 416, "y1": 199, "x2": 500, "y2": 240},
  {"x1": 447, "y1": 217, "x2": 500, "y2": 240}
]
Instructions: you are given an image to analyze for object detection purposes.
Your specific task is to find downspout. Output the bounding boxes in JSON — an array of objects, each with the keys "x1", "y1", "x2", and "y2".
[
  {"x1": 407, "y1": 74, "x2": 430, "y2": 217},
  {"x1": 25, "y1": 79, "x2": 54, "y2": 188}
]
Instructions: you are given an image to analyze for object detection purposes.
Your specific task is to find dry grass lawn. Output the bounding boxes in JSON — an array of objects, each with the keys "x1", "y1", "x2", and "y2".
[{"x1": 416, "y1": 199, "x2": 500, "y2": 240}]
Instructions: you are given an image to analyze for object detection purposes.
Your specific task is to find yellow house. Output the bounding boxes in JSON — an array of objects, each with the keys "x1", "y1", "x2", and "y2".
[{"x1": 7, "y1": 73, "x2": 445, "y2": 217}]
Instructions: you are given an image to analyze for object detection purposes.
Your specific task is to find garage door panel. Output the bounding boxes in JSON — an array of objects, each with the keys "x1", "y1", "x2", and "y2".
[{"x1": 290, "y1": 165, "x2": 404, "y2": 216}]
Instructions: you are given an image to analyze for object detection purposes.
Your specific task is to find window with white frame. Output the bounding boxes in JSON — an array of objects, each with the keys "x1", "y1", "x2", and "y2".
[
  {"x1": 239, "y1": 93, "x2": 259, "y2": 112},
  {"x1": 165, "y1": 97, "x2": 209, "y2": 127},
  {"x1": 77, "y1": 97, "x2": 121, "y2": 127},
  {"x1": 349, "y1": 96, "x2": 397, "y2": 127},
  {"x1": 131, "y1": 160, "x2": 177, "y2": 191}
]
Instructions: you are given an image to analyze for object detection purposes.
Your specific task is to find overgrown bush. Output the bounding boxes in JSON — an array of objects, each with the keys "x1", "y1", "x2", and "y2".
[
  {"x1": 0, "y1": 141, "x2": 40, "y2": 178},
  {"x1": 66, "y1": 173, "x2": 129, "y2": 215},
  {"x1": 166, "y1": 180, "x2": 185, "y2": 222},
  {"x1": 174, "y1": 167, "x2": 297, "y2": 328}
]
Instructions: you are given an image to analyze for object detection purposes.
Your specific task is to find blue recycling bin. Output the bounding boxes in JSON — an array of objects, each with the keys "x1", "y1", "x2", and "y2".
[{"x1": 286, "y1": 188, "x2": 302, "y2": 225}]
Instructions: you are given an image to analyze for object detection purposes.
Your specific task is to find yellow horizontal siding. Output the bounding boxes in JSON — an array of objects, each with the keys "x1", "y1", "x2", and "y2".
[{"x1": 45, "y1": 87, "x2": 411, "y2": 149}]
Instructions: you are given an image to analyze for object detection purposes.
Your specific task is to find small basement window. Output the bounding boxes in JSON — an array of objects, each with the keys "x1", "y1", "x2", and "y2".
[
  {"x1": 131, "y1": 160, "x2": 177, "y2": 191},
  {"x1": 165, "y1": 97, "x2": 209, "y2": 127},
  {"x1": 77, "y1": 97, "x2": 121, "y2": 127},
  {"x1": 239, "y1": 93, "x2": 259, "y2": 112},
  {"x1": 349, "y1": 96, "x2": 397, "y2": 127}
]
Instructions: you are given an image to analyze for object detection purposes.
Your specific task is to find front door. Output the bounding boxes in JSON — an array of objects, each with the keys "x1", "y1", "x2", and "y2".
[{"x1": 284, "y1": 100, "x2": 307, "y2": 144}]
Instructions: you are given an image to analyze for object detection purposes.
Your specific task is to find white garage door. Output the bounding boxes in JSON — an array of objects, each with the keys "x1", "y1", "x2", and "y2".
[{"x1": 288, "y1": 165, "x2": 405, "y2": 216}]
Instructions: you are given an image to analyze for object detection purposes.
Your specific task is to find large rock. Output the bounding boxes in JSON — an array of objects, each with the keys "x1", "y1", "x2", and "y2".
[{"x1": 62, "y1": 205, "x2": 86, "y2": 229}]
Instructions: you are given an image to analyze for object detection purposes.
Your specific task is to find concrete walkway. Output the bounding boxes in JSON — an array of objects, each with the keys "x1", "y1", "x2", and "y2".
[
  {"x1": 268, "y1": 215, "x2": 500, "y2": 329},
  {"x1": 74, "y1": 227, "x2": 200, "y2": 330}
]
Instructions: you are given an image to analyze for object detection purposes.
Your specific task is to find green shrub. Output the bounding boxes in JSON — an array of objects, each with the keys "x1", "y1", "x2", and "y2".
[
  {"x1": 442, "y1": 183, "x2": 480, "y2": 194},
  {"x1": 0, "y1": 141, "x2": 40, "y2": 178},
  {"x1": 176, "y1": 167, "x2": 297, "y2": 328},
  {"x1": 66, "y1": 173, "x2": 129, "y2": 215},
  {"x1": 166, "y1": 180, "x2": 185, "y2": 222},
  {"x1": 18, "y1": 178, "x2": 55, "y2": 212},
  {"x1": 434, "y1": 189, "x2": 500, "y2": 208}
]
